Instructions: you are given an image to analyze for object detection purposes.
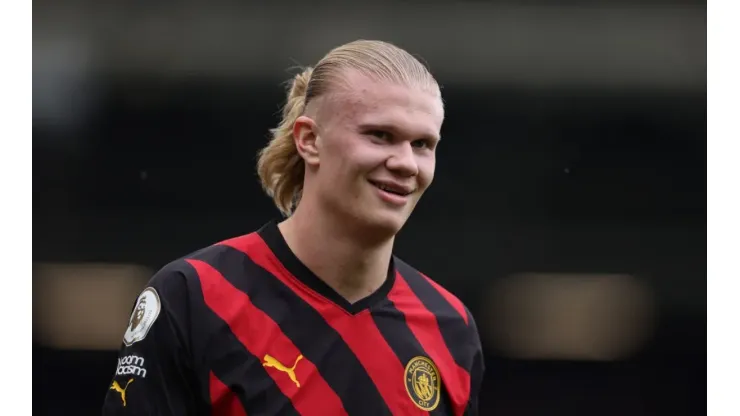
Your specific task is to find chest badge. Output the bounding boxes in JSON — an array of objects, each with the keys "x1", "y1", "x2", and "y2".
[{"x1": 404, "y1": 356, "x2": 441, "y2": 411}]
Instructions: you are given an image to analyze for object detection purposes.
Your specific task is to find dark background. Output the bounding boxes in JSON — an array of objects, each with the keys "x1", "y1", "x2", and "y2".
[{"x1": 33, "y1": 1, "x2": 706, "y2": 415}]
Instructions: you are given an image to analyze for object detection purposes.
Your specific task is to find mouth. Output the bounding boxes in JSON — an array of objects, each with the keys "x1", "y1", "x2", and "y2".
[{"x1": 368, "y1": 180, "x2": 414, "y2": 197}]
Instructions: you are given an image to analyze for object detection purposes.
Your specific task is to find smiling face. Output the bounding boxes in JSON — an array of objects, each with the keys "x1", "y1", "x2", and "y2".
[{"x1": 294, "y1": 70, "x2": 444, "y2": 237}]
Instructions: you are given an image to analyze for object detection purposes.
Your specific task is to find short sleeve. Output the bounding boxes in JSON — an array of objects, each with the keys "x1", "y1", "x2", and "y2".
[{"x1": 102, "y1": 263, "x2": 202, "y2": 415}]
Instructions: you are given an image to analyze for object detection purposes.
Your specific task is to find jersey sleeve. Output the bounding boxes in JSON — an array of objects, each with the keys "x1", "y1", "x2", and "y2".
[
  {"x1": 465, "y1": 310, "x2": 486, "y2": 416},
  {"x1": 102, "y1": 262, "x2": 201, "y2": 416}
]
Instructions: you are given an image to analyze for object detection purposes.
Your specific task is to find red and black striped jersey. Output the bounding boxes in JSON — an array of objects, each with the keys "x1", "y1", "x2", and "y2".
[{"x1": 102, "y1": 221, "x2": 485, "y2": 416}]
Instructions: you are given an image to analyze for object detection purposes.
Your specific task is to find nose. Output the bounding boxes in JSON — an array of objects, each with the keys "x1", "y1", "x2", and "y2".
[{"x1": 385, "y1": 141, "x2": 419, "y2": 177}]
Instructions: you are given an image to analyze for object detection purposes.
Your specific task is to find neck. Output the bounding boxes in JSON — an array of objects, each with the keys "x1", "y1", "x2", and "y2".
[{"x1": 278, "y1": 201, "x2": 395, "y2": 304}]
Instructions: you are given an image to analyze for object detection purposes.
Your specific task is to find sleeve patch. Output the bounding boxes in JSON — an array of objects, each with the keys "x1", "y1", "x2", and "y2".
[{"x1": 123, "y1": 287, "x2": 162, "y2": 346}]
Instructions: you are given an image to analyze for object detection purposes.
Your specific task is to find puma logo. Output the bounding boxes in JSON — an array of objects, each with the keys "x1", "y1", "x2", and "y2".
[
  {"x1": 110, "y1": 378, "x2": 134, "y2": 406},
  {"x1": 262, "y1": 354, "x2": 303, "y2": 387}
]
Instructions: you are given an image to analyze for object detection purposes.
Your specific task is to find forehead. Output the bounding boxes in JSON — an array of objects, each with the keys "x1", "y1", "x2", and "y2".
[{"x1": 322, "y1": 71, "x2": 444, "y2": 139}]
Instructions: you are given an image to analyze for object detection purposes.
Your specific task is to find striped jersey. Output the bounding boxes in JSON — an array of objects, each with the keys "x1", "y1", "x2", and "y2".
[{"x1": 102, "y1": 221, "x2": 485, "y2": 415}]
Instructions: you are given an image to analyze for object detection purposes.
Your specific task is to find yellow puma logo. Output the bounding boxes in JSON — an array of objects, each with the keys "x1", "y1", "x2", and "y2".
[
  {"x1": 262, "y1": 354, "x2": 303, "y2": 387},
  {"x1": 110, "y1": 378, "x2": 134, "y2": 406}
]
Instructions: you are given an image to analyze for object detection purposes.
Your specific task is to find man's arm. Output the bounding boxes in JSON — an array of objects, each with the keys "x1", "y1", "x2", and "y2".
[
  {"x1": 465, "y1": 311, "x2": 486, "y2": 416},
  {"x1": 102, "y1": 263, "x2": 201, "y2": 415}
]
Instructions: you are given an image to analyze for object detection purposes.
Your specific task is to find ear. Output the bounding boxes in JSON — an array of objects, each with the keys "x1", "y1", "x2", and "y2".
[{"x1": 293, "y1": 115, "x2": 320, "y2": 167}]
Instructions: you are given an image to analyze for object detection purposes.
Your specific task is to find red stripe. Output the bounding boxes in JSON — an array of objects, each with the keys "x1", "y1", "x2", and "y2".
[
  {"x1": 187, "y1": 259, "x2": 347, "y2": 416},
  {"x1": 389, "y1": 272, "x2": 471, "y2": 416},
  {"x1": 421, "y1": 273, "x2": 468, "y2": 325},
  {"x1": 221, "y1": 235, "x2": 427, "y2": 416},
  {"x1": 209, "y1": 371, "x2": 247, "y2": 416}
]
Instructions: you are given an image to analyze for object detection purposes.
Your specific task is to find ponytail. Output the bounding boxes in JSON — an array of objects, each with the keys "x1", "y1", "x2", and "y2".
[{"x1": 257, "y1": 67, "x2": 313, "y2": 216}]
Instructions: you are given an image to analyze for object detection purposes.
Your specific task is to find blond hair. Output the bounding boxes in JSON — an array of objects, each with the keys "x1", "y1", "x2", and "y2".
[{"x1": 257, "y1": 40, "x2": 439, "y2": 216}]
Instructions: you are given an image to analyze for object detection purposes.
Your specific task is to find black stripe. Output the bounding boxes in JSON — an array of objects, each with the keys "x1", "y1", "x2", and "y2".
[
  {"x1": 370, "y1": 298, "x2": 454, "y2": 415},
  {"x1": 394, "y1": 259, "x2": 473, "y2": 371},
  {"x1": 181, "y1": 260, "x2": 300, "y2": 416},
  {"x1": 192, "y1": 245, "x2": 393, "y2": 416}
]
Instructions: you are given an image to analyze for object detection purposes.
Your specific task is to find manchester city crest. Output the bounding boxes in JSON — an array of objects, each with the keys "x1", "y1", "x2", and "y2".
[{"x1": 404, "y1": 356, "x2": 441, "y2": 411}]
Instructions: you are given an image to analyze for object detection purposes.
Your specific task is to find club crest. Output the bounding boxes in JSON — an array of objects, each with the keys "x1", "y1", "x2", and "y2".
[{"x1": 404, "y1": 356, "x2": 441, "y2": 411}]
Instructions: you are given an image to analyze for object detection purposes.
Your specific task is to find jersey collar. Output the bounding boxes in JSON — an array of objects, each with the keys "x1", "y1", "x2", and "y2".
[{"x1": 257, "y1": 220, "x2": 396, "y2": 315}]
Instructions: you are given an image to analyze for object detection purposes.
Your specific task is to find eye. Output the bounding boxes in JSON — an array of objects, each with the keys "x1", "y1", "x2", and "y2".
[
  {"x1": 411, "y1": 139, "x2": 435, "y2": 150},
  {"x1": 367, "y1": 130, "x2": 392, "y2": 141}
]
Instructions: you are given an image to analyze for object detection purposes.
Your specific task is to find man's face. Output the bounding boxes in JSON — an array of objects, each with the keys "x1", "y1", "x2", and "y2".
[{"x1": 306, "y1": 71, "x2": 444, "y2": 236}]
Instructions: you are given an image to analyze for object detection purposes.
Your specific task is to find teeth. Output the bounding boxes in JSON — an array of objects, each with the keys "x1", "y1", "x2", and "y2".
[
  {"x1": 372, "y1": 181, "x2": 409, "y2": 196},
  {"x1": 380, "y1": 185, "x2": 404, "y2": 195}
]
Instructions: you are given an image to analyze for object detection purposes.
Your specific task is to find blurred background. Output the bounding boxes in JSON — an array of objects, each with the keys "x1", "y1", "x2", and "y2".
[{"x1": 33, "y1": 0, "x2": 706, "y2": 415}]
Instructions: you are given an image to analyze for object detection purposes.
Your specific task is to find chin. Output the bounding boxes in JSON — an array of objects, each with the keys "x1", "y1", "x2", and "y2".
[
  {"x1": 371, "y1": 214, "x2": 407, "y2": 234},
  {"x1": 328, "y1": 193, "x2": 414, "y2": 239},
  {"x1": 358, "y1": 208, "x2": 411, "y2": 238}
]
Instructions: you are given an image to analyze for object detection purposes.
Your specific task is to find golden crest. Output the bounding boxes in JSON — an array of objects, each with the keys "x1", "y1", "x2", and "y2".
[{"x1": 404, "y1": 356, "x2": 441, "y2": 411}]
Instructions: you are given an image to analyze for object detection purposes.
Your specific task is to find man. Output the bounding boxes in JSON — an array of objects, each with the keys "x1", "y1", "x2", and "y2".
[{"x1": 102, "y1": 39, "x2": 485, "y2": 416}]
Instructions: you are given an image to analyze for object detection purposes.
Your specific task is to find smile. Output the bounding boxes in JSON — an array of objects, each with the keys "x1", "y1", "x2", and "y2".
[{"x1": 369, "y1": 181, "x2": 413, "y2": 196}]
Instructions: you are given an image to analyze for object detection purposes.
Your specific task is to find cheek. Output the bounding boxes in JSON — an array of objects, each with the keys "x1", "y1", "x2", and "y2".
[
  {"x1": 417, "y1": 157, "x2": 436, "y2": 189},
  {"x1": 338, "y1": 140, "x2": 385, "y2": 172}
]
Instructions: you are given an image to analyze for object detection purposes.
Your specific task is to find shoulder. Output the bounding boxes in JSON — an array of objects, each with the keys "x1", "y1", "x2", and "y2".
[
  {"x1": 393, "y1": 256, "x2": 475, "y2": 329},
  {"x1": 145, "y1": 231, "x2": 262, "y2": 301},
  {"x1": 149, "y1": 230, "x2": 278, "y2": 306}
]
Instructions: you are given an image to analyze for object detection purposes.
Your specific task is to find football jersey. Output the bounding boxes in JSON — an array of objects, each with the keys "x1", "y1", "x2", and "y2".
[{"x1": 102, "y1": 221, "x2": 484, "y2": 415}]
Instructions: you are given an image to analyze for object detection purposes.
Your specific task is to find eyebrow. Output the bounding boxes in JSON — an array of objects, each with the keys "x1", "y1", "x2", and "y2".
[{"x1": 358, "y1": 123, "x2": 441, "y2": 142}]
